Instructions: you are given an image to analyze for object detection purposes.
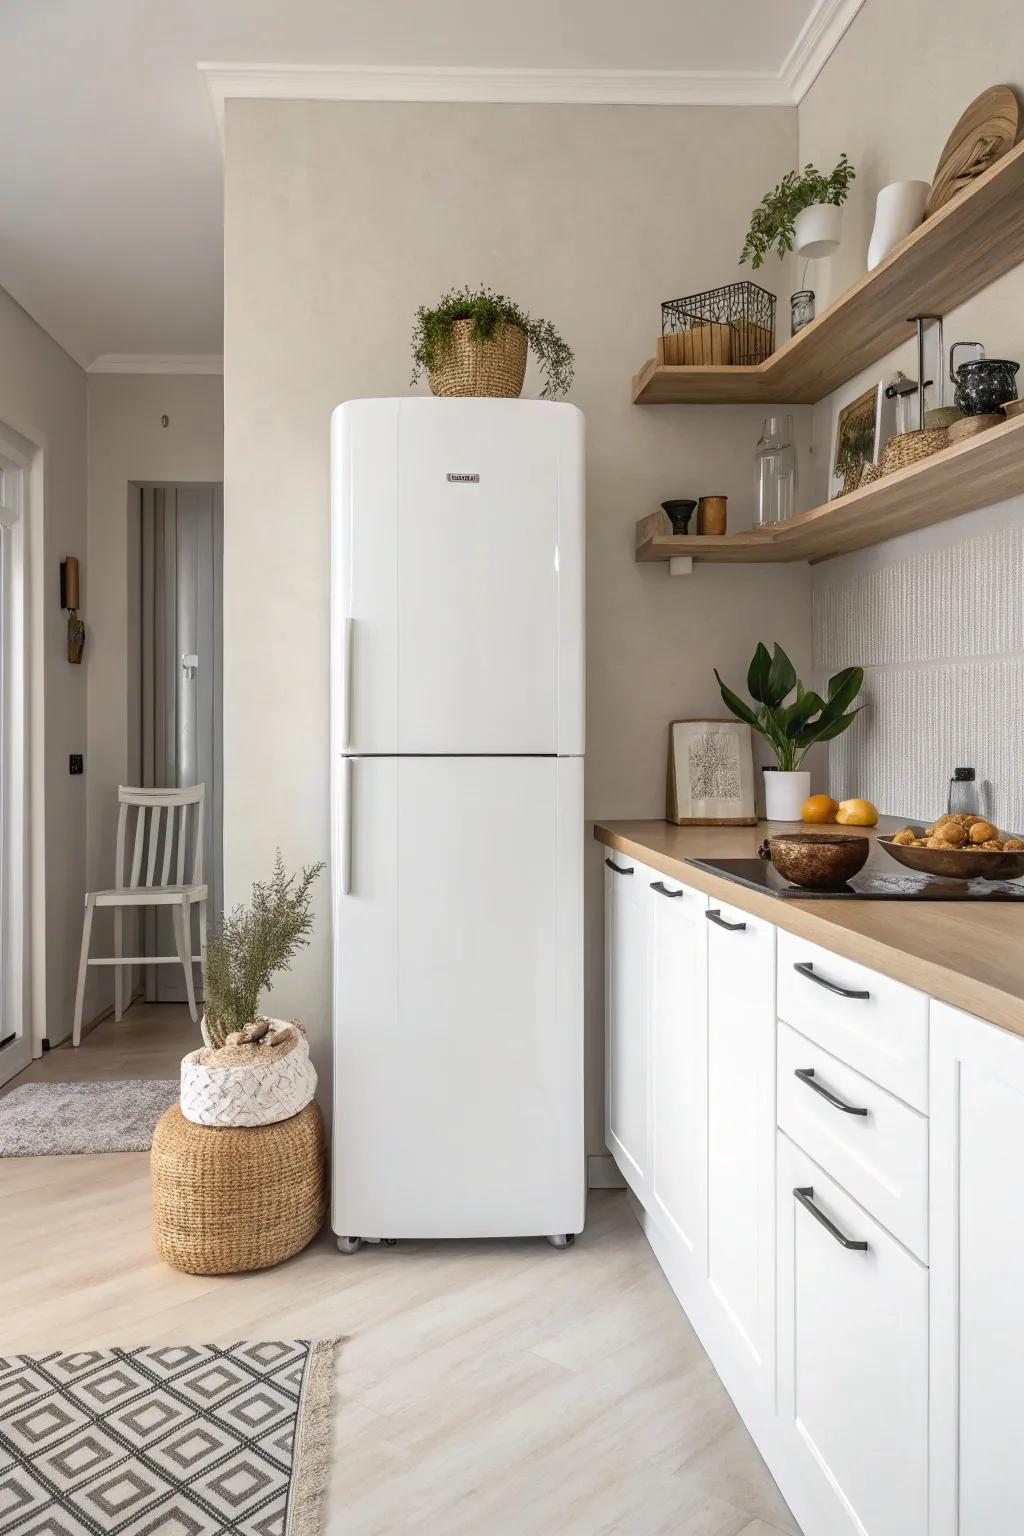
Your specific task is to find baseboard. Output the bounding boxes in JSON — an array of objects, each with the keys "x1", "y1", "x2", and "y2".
[{"x1": 588, "y1": 1153, "x2": 626, "y2": 1189}]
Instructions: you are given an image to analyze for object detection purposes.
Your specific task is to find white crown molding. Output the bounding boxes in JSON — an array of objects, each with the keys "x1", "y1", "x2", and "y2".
[
  {"x1": 780, "y1": 0, "x2": 865, "y2": 103},
  {"x1": 87, "y1": 354, "x2": 224, "y2": 375}
]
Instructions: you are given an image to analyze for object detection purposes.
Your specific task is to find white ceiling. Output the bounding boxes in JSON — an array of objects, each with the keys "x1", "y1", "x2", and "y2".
[{"x1": 0, "y1": 0, "x2": 854, "y2": 368}]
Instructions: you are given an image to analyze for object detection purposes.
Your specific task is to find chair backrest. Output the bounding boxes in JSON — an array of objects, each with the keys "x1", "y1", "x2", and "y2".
[{"x1": 115, "y1": 784, "x2": 206, "y2": 890}]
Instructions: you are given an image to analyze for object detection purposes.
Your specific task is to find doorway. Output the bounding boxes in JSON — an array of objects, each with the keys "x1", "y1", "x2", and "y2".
[
  {"x1": 0, "y1": 443, "x2": 28, "y2": 1086},
  {"x1": 139, "y1": 484, "x2": 222, "y2": 1003}
]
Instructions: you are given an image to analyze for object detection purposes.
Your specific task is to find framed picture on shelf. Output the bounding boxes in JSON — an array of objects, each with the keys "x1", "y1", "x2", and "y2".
[
  {"x1": 831, "y1": 380, "x2": 895, "y2": 496},
  {"x1": 667, "y1": 718, "x2": 757, "y2": 826}
]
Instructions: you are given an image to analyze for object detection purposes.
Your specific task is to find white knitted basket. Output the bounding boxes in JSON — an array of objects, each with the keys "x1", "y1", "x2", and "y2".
[{"x1": 180, "y1": 1018, "x2": 317, "y2": 1128}]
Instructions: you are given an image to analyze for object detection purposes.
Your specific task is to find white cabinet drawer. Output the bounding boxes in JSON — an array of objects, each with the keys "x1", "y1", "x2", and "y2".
[
  {"x1": 778, "y1": 1022, "x2": 928, "y2": 1260},
  {"x1": 778, "y1": 1134, "x2": 928, "y2": 1536},
  {"x1": 777, "y1": 929, "x2": 928, "y2": 1111}
]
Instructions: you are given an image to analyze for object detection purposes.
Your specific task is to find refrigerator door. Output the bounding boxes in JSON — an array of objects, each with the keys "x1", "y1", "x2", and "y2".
[
  {"x1": 332, "y1": 753, "x2": 584, "y2": 1239},
  {"x1": 332, "y1": 398, "x2": 584, "y2": 757}
]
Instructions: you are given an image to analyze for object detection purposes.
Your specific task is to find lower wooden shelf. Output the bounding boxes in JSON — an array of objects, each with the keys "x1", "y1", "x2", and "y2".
[{"x1": 636, "y1": 413, "x2": 1024, "y2": 566}]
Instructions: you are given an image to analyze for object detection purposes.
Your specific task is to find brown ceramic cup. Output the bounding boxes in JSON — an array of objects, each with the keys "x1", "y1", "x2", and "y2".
[{"x1": 696, "y1": 495, "x2": 728, "y2": 535}]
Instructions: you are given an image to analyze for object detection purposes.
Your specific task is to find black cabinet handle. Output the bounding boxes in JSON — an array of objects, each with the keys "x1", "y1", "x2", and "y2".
[
  {"x1": 605, "y1": 858, "x2": 634, "y2": 875},
  {"x1": 651, "y1": 881, "x2": 683, "y2": 899},
  {"x1": 706, "y1": 908, "x2": 746, "y2": 931},
  {"x1": 795, "y1": 1067, "x2": 868, "y2": 1116},
  {"x1": 794, "y1": 960, "x2": 869, "y2": 1000},
  {"x1": 794, "y1": 1186, "x2": 868, "y2": 1250}
]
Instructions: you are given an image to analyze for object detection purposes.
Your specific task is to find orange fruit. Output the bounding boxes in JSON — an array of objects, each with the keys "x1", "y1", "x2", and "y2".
[
  {"x1": 835, "y1": 797, "x2": 879, "y2": 826},
  {"x1": 801, "y1": 794, "x2": 839, "y2": 824}
]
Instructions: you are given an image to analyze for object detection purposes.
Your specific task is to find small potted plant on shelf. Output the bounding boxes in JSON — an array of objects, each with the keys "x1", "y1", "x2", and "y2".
[
  {"x1": 179, "y1": 853, "x2": 324, "y2": 1128},
  {"x1": 714, "y1": 641, "x2": 864, "y2": 821},
  {"x1": 411, "y1": 285, "x2": 574, "y2": 400},
  {"x1": 740, "y1": 155, "x2": 855, "y2": 335}
]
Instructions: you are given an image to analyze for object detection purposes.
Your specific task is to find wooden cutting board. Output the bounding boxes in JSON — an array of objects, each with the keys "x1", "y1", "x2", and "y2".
[{"x1": 926, "y1": 85, "x2": 1020, "y2": 216}]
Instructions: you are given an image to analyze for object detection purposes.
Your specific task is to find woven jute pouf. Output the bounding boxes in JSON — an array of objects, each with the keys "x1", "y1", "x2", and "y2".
[
  {"x1": 152, "y1": 1101, "x2": 327, "y2": 1275},
  {"x1": 428, "y1": 319, "x2": 527, "y2": 398}
]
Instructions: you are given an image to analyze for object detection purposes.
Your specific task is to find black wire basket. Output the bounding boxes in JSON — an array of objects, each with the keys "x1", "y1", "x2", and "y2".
[{"x1": 661, "y1": 283, "x2": 776, "y2": 366}]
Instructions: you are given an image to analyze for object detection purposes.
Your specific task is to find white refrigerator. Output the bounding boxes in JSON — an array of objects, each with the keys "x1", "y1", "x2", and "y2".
[{"x1": 330, "y1": 397, "x2": 585, "y2": 1247}]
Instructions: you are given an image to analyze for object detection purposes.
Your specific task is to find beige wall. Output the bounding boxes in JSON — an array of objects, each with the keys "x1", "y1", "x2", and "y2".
[
  {"x1": 0, "y1": 285, "x2": 87, "y2": 1048},
  {"x1": 84, "y1": 372, "x2": 223, "y2": 1023},
  {"x1": 223, "y1": 99, "x2": 815, "y2": 1151},
  {"x1": 799, "y1": 0, "x2": 1024, "y2": 819}
]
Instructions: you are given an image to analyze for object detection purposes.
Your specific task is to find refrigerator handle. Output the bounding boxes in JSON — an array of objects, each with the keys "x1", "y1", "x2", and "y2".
[
  {"x1": 340, "y1": 616, "x2": 354, "y2": 750},
  {"x1": 340, "y1": 756, "x2": 353, "y2": 895}
]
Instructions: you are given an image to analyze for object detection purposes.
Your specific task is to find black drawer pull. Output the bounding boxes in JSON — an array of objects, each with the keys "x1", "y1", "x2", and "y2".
[
  {"x1": 706, "y1": 908, "x2": 746, "y2": 931},
  {"x1": 605, "y1": 858, "x2": 634, "y2": 875},
  {"x1": 795, "y1": 1067, "x2": 868, "y2": 1116},
  {"x1": 794, "y1": 1186, "x2": 868, "y2": 1250},
  {"x1": 651, "y1": 881, "x2": 683, "y2": 899},
  {"x1": 794, "y1": 960, "x2": 869, "y2": 1000}
]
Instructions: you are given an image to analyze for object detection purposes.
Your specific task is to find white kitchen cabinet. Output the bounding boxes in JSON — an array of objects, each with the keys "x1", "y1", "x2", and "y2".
[
  {"x1": 604, "y1": 852, "x2": 651, "y2": 1197},
  {"x1": 778, "y1": 1134, "x2": 929, "y2": 1536},
  {"x1": 705, "y1": 898, "x2": 776, "y2": 1397},
  {"x1": 649, "y1": 871, "x2": 707, "y2": 1270},
  {"x1": 930, "y1": 1000, "x2": 1024, "y2": 1536}
]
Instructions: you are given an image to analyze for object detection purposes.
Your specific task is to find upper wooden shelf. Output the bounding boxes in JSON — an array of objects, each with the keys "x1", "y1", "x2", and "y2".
[
  {"x1": 635, "y1": 413, "x2": 1024, "y2": 565},
  {"x1": 633, "y1": 139, "x2": 1024, "y2": 406}
]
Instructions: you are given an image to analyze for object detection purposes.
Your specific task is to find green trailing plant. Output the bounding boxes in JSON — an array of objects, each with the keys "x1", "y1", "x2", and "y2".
[
  {"x1": 740, "y1": 154, "x2": 856, "y2": 269},
  {"x1": 203, "y1": 852, "x2": 324, "y2": 1049},
  {"x1": 410, "y1": 285, "x2": 575, "y2": 399},
  {"x1": 715, "y1": 641, "x2": 865, "y2": 772}
]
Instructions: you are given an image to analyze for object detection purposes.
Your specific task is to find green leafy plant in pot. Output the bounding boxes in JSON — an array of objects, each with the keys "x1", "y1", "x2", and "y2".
[
  {"x1": 740, "y1": 155, "x2": 855, "y2": 337},
  {"x1": 410, "y1": 285, "x2": 574, "y2": 401},
  {"x1": 715, "y1": 642, "x2": 864, "y2": 821}
]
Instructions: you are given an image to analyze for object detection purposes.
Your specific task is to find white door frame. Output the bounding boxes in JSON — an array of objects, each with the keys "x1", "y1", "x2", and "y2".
[{"x1": 0, "y1": 434, "x2": 30, "y2": 1085}]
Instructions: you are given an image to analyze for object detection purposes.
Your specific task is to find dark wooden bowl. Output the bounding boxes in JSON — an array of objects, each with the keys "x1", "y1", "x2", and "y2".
[
  {"x1": 767, "y1": 833, "x2": 870, "y2": 889},
  {"x1": 878, "y1": 834, "x2": 1024, "y2": 882}
]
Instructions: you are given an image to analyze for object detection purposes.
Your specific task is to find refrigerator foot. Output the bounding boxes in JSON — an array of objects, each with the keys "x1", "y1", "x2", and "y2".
[
  {"x1": 545, "y1": 1234, "x2": 575, "y2": 1249},
  {"x1": 336, "y1": 1236, "x2": 363, "y2": 1254}
]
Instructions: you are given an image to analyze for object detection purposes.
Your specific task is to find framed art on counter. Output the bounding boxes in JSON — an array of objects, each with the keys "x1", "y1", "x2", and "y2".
[{"x1": 666, "y1": 718, "x2": 757, "y2": 826}]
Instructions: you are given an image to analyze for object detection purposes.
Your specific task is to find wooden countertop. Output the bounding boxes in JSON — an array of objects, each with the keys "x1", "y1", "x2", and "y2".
[{"x1": 594, "y1": 820, "x2": 1024, "y2": 1040}]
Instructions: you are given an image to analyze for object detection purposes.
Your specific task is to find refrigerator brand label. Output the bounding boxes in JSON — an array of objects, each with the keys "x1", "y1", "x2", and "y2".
[{"x1": 446, "y1": 472, "x2": 480, "y2": 483}]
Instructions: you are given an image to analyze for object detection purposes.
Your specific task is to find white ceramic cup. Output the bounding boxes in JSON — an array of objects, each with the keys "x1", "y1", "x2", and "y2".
[{"x1": 867, "y1": 180, "x2": 929, "y2": 270}]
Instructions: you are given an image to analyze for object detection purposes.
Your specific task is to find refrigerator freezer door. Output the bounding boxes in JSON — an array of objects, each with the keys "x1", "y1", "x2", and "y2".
[
  {"x1": 332, "y1": 398, "x2": 584, "y2": 757},
  {"x1": 331, "y1": 754, "x2": 584, "y2": 1239}
]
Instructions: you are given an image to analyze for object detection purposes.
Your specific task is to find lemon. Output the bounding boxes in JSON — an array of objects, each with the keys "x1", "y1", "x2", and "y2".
[
  {"x1": 835, "y1": 797, "x2": 879, "y2": 826},
  {"x1": 801, "y1": 794, "x2": 839, "y2": 824}
]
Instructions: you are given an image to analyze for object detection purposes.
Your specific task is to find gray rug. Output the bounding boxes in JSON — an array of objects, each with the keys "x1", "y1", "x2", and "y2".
[
  {"x1": 0, "y1": 1338, "x2": 338, "y2": 1536},
  {"x1": 0, "y1": 1080, "x2": 179, "y2": 1156}
]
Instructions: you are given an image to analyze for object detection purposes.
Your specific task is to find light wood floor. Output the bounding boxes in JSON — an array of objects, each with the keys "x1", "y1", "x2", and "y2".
[{"x1": 1, "y1": 1006, "x2": 799, "y2": 1536}]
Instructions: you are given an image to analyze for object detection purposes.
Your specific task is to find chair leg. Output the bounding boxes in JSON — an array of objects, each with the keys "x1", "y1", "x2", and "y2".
[
  {"x1": 114, "y1": 909, "x2": 124, "y2": 1022},
  {"x1": 174, "y1": 899, "x2": 198, "y2": 1023},
  {"x1": 198, "y1": 900, "x2": 208, "y2": 1007},
  {"x1": 73, "y1": 903, "x2": 95, "y2": 1048}
]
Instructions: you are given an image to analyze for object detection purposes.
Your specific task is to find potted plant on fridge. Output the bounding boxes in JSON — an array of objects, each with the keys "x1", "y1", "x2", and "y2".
[
  {"x1": 410, "y1": 285, "x2": 574, "y2": 400},
  {"x1": 714, "y1": 642, "x2": 864, "y2": 821}
]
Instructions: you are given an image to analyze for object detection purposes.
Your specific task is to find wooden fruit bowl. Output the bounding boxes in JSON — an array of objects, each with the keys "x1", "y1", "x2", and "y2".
[{"x1": 878, "y1": 834, "x2": 1024, "y2": 882}]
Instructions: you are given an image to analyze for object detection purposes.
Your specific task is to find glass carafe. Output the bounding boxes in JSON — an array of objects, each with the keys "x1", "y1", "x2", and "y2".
[{"x1": 755, "y1": 414, "x2": 796, "y2": 526}]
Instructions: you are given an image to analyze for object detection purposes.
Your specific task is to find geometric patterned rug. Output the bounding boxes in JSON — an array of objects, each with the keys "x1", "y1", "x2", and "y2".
[{"x1": 0, "y1": 1339, "x2": 339, "y2": 1535}]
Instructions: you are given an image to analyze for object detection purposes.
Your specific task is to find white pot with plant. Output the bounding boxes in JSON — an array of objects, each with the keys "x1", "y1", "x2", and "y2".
[
  {"x1": 740, "y1": 154, "x2": 855, "y2": 327},
  {"x1": 410, "y1": 285, "x2": 574, "y2": 401},
  {"x1": 714, "y1": 642, "x2": 865, "y2": 822},
  {"x1": 179, "y1": 853, "x2": 324, "y2": 1128}
]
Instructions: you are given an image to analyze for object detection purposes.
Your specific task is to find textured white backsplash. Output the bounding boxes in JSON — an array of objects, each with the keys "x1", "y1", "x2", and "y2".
[{"x1": 813, "y1": 522, "x2": 1024, "y2": 830}]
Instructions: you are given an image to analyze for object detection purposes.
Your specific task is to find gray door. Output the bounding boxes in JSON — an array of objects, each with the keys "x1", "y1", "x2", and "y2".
[{"x1": 141, "y1": 485, "x2": 223, "y2": 1002}]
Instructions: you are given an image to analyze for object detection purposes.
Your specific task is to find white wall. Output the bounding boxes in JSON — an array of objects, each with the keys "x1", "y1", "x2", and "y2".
[
  {"x1": 0, "y1": 284, "x2": 87, "y2": 1048},
  {"x1": 83, "y1": 371, "x2": 223, "y2": 1023},
  {"x1": 799, "y1": 0, "x2": 1024, "y2": 823},
  {"x1": 223, "y1": 98, "x2": 814, "y2": 1151}
]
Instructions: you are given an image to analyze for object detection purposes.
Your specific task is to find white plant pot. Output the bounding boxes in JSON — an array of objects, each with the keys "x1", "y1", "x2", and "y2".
[
  {"x1": 181, "y1": 1017, "x2": 317, "y2": 1127},
  {"x1": 867, "y1": 180, "x2": 929, "y2": 270},
  {"x1": 763, "y1": 769, "x2": 811, "y2": 822},
  {"x1": 793, "y1": 203, "x2": 843, "y2": 259}
]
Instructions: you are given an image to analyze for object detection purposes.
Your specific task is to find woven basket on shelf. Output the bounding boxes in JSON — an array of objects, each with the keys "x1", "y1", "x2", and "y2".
[
  {"x1": 152, "y1": 1101, "x2": 327, "y2": 1275},
  {"x1": 880, "y1": 426, "x2": 949, "y2": 475},
  {"x1": 428, "y1": 319, "x2": 527, "y2": 398}
]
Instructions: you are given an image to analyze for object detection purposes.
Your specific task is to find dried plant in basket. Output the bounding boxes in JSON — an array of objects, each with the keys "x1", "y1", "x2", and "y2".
[{"x1": 203, "y1": 852, "x2": 324, "y2": 1050}]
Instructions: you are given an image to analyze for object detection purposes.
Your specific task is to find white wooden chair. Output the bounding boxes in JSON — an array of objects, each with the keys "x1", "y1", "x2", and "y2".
[{"x1": 73, "y1": 784, "x2": 208, "y2": 1045}]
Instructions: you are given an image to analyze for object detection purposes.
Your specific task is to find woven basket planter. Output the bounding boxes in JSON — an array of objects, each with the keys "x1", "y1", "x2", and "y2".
[
  {"x1": 152, "y1": 1101, "x2": 327, "y2": 1275},
  {"x1": 428, "y1": 319, "x2": 527, "y2": 398},
  {"x1": 181, "y1": 1017, "x2": 317, "y2": 1128}
]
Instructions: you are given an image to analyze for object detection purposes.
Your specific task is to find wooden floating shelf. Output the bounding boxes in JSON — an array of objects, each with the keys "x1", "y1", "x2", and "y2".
[
  {"x1": 632, "y1": 138, "x2": 1024, "y2": 406},
  {"x1": 635, "y1": 414, "x2": 1024, "y2": 566}
]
